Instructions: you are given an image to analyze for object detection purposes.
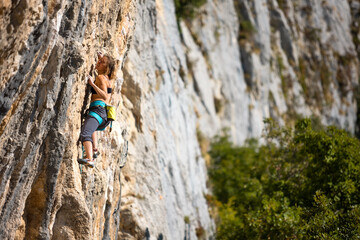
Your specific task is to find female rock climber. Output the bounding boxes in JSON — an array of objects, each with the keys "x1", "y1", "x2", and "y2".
[{"x1": 78, "y1": 52, "x2": 115, "y2": 168}]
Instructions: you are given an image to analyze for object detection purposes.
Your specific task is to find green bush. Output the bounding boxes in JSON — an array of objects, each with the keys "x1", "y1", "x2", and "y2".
[
  {"x1": 209, "y1": 119, "x2": 360, "y2": 239},
  {"x1": 174, "y1": 0, "x2": 207, "y2": 20}
]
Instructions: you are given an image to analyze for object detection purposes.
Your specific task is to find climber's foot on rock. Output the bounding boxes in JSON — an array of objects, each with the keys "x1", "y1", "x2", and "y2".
[
  {"x1": 78, "y1": 158, "x2": 95, "y2": 168},
  {"x1": 87, "y1": 159, "x2": 95, "y2": 168},
  {"x1": 93, "y1": 149, "x2": 99, "y2": 159}
]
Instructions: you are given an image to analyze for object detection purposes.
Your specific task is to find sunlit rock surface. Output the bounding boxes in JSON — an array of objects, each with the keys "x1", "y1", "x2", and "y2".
[{"x1": 0, "y1": 0, "x2": 358, "y2": 239}]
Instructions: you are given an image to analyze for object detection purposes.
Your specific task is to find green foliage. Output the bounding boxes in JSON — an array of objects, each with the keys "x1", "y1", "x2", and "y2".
[
  {"x1": 277, "y1": 0, "x2": 288, "y2": 13},
  {"x1": 174, "y1": 0, "x2": 207, "y2": 20},
  {"x1": 304, "y1": 27, "x2": 321, "y2": 42},
  {"x1": 320, "y1": 62, "x2": 332, "y2": 104},
  {"x1": 239, "y1": 20, "x2": 256, "y2": 41},
  {"x1": 184, "y1": 216, "x2": 190, "y2": 224},
  {"x1": 297, "y1": 57, "x2": 308, "y2": 98},
  {"x1": 233, "y1": 1, "x2": 256, "y2": 43},
  {"x1": 209, "y1": 119, "x2": 360, "y2": 239},
  {"x1": 277, "y1": 55, "x2": 291, "y2": 99}
]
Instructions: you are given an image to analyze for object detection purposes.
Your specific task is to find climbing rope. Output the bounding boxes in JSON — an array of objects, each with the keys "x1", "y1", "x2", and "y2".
[
  {"x1": 119, "y1": 139, "x2": 128, "y2": 168},
  {"x1": 97, "y1": 9, "x2": 100, "y2": 44},
  {"x1": 113, "y1": 138, "x2": 129, "y2": 236},
  {"x1": 80, "y1": 145, "x2": 84, "y2": 173}
]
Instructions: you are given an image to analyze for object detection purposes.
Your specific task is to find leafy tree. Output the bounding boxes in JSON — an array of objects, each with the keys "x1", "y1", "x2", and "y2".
[{"x1": 209, "y1": 119, "x2": 360, "y2": 239}]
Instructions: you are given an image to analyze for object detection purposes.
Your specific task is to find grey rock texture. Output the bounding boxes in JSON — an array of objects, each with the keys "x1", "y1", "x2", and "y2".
[
  {"x1": 0, "y1": 0, "x2": 134, "y2": 239},
  {"x1": 0, "y1": 0, "x2": 359, "y2": 239}
]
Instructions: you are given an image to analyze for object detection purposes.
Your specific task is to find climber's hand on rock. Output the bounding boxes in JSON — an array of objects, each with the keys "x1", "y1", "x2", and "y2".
[
  {"x1": 87, "y1": 75, "x2": 94, "y2": 86},
  {"x1": 97, "y1": 51, "x2": 103, "y2": 59}
]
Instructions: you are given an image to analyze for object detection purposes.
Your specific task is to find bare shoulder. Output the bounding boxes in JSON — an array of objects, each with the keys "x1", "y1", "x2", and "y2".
[
  {"x1": 97, "y1": 74, "x2": 108, "y2": 82},
  {"x1": 95, "y1": 74, "x2": 108, "y2": 86}
]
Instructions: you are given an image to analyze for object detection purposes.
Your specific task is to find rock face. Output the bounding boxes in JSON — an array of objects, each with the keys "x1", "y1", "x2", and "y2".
[
  {"x1": 0, "y1": 0, "x2": 359, "y2": 239},
  {"x1": 184, "y1": 0, "x2": 359, "y2": 144},
  {"x1": 0, "y1": 0, "x2": 135, "y2": 239}
]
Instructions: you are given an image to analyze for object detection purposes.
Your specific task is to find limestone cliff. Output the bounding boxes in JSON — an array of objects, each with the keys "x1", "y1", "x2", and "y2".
[{"x1": 0, "y1": 0, "x2": 359, "y2": 239}]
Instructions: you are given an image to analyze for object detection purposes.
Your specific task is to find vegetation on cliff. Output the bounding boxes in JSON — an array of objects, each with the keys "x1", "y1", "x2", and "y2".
[
  {"x1": 174, "y1": 0, "x2": 206, "y2": 20},
  {"x1": 209, "y1": 119, "x2": 360, "y2": 239}
]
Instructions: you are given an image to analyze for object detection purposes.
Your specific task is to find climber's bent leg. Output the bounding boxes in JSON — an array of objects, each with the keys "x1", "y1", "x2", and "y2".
[
  {"x1": 79, "y1": 116, "x2": 100, "y2": 167},
  {"x1": 92, "y1": 132, "x2": 99, "y2": 159},
  {"x1": 82, "y1": 141, "x2": 93, "y2": 166},
  {"x1": 80, "y1": 116, "x2": 100, "y2": 143},
  {"x1": 92, "y1": 132, "x2": 97, "y2": 148}
]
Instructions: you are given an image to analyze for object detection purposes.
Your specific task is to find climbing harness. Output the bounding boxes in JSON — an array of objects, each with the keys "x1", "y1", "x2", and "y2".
[{"x1": 88, "y1": 101, "x2": 106, "y2": 124}]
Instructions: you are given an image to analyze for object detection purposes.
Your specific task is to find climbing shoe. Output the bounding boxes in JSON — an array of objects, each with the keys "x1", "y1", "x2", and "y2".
[
  {"x1": 82, "y1": 149, "x2": 99, "y2": 160},
  {"x1": 78, "y1": 158, "x2": 88, "y2": 165},
  {"x1": 93, "y1": 149, "x2": 99, "y2": 159},
  {"x1": 87, "y1": 159, "x2": 95, "y2": 168},
  {"x1": 77, "y1": 159, "x2": 95, "y2": 168}
]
